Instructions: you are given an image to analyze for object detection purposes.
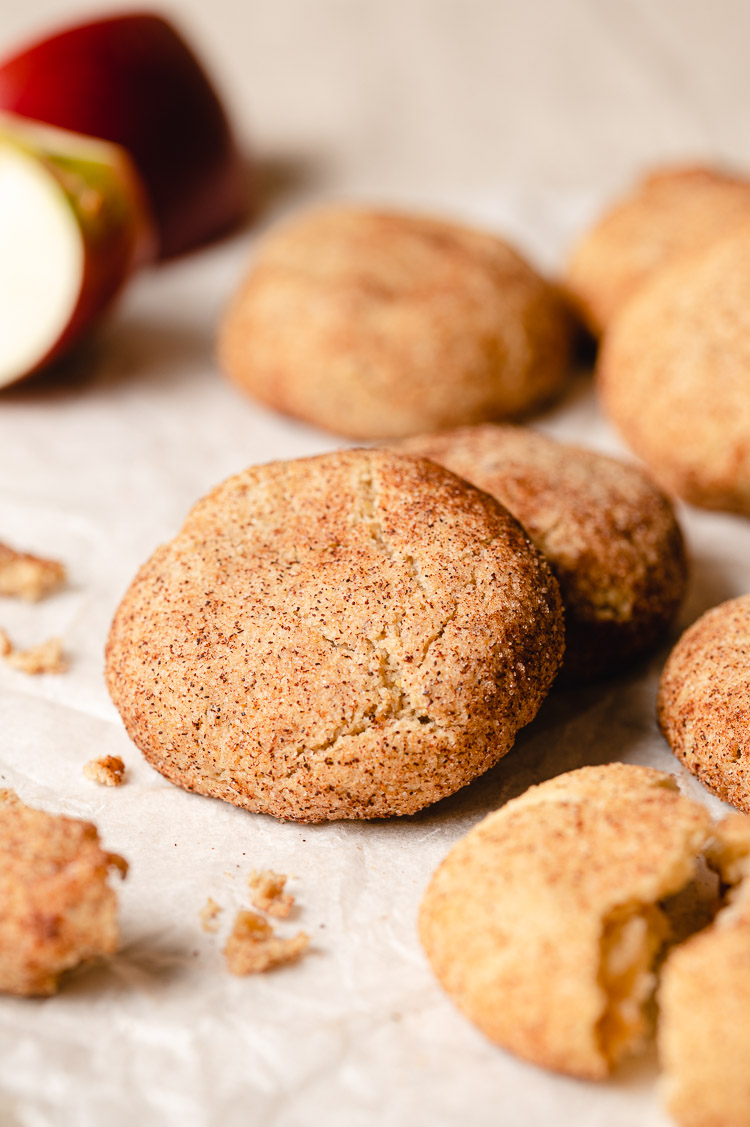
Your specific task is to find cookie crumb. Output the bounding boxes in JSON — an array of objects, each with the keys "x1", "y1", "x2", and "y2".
[
  {"x1": 83, "y1": 756, "x2": 125, "y2": 788},
  {"x1": 0, "y1": 630, "x2": 10, "y2": 658},
  {"x1": 0, "y1": 542, "x2": 66, "y2": 602},
  {"x1": 199, "y1": 897, "x2": 222, "y2": 933},
  {"x1": 0, "y1": 789, "x2": 19, "y2": 806},
  {"x1": 224, "y1": 910, "x2": 308, "y2": 975},
  {"x1": 0, "y1": 797, "x2": 127, "y2": 995},
  {"x1": 248, "y1": 869, "x2": 294, "y2": 917},
  {"x1": 3, "y1": 636, "x2": 67, "y2": 675}
]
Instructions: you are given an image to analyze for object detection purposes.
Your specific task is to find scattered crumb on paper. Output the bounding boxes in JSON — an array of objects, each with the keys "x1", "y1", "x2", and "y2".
[
  {"x1": 2, "y1": 635, "x2": 67, "y2": 675},
  {"x1": 224, "y1": 910, "x2": 309, "y2": 975},
  {"x1": 200, "y1": 897, "x2": 222, "y2": 933},
  {"x1": 0, "y1": 542, "x2": 66, "y2": 602},
  {"x1": 248, "y1": 869, "x2": 294, "y2": 917},
  {"x1": 83, "y1": 756, "x2": 126, "y2": 787}
]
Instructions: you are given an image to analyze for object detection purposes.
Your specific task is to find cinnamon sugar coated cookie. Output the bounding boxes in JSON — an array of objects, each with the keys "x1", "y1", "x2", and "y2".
[
  {"x1": 0, "y1": 794, "x2": 127, "y2": 995},
  {"x1": 105, "y1": 450, "x2": 564, "y2": 822},
  {"x1": 565, "y1": 165, "x2": 750, "y2": 335},
  {"x1": 659, "y1": 814, "x2": 750, "y2": 1127},
  {"x1": 218, "y1": 206, "x2": 574, "y2": 438},
  {"x1": 419, "y1": 764, "x2": 713, "y2": 1079},
  {"x1": 400, "y1": 425, "x2": 687, "y2": 683},
  {"x1": 599, "y1": 226, "x2": 750, "y2": 513},
  {"x1": 658, "y1": 594, "x2": 750, "y2": 812}
]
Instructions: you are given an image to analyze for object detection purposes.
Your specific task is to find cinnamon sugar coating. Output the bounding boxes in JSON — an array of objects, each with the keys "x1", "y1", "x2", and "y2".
[
  {"x1": 566, "y1": 165, "x2": 750, "y2": 335},
  {"x1": 599, "y1": 225, "x2": 750, "y2": 513},
  {"x1": 659, "y1": 594, "x2": 750, "y2": 812},
  {"x1": 419, "y1": 764, "x2": 713, "y2": 1080},
  {"x1": 400, "y1": 425, "x2": 687, "y2": 683},
  {"x1": 105, "y1": 449, "x2": 564, "y2": 822},
  {"x1": 218, "y1": 206, "x2": 574, "y2": 438}
]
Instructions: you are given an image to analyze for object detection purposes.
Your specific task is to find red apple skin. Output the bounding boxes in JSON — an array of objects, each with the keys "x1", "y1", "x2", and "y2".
[
  {"x1": 0, "y1": 12, "x2": 247, "y2": 260},
  {"x1": 0, "y1": 114, "x2": 156, "y2": 384}
]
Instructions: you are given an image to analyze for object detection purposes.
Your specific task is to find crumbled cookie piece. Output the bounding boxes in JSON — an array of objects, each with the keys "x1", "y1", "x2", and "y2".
[
  {"x1": 0, "y1": 789, "x2": 19, "y2": 806},
  {"x1": 0, "y1": 629, "x2": 10, "y2": 657},
  {"x1": 224, "y1": 910, "x2": 308, "y2": 976},
  {"x1": 0, "y1": 542, "x2": 66, "y2": 602},
  {"x1": 83, "y1": 756, "x2": 125, "y2": 787},
  {"x1": 248, "y1": 869, "x2": 294, "y2": 917},
  {"x1": 199, "y1": 897, "x2": 222, "y2": 934},
  {"x1": 4, "y1": 636, "x2": 67, "y2": 675},
  {"x1": 0, "y1": 797, "x2": 127, "y2": 995}
]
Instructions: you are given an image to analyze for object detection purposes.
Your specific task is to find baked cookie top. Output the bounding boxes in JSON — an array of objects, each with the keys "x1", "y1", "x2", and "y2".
[
  {"x1": 598, "y1": 224, "x2": 750, "y2": 513},
  {"x1": 400, "y1": 424, "x2": 687, "y2": 683},
  {"x1": 419, "y1": 763, "x2": 713, "y2": 1080},
  {"x1": 659, "y1": 593, "x2": 750, "y2": 812},
  {"x1": 565, "y1": 165, "x2": 750, "y2": 335},
  {"x1": 218, "y1": 206, "x2": 573, "y2": 438},
  {"x1": 106, "y1": 449, "x2": 564, "y2": 822}
]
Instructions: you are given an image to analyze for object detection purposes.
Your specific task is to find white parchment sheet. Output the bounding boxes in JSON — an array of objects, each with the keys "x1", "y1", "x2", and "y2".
[{"x1": 0, "y1": 189, "x2": 746, "y2": 1127}]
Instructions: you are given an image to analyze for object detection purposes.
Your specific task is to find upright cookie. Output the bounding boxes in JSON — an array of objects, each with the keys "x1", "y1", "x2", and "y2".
[
  {"x1": 401, "y1": 425, "x2": 687, "y2": 683},
  {"x1": 106, "y1": 450, "x2": 564, "y2": 822},
  {"x1": 599, "y1": 226, "x2": 750, "y2": 513},
  {"x1": 419, "y1": 764, "x2": 713, "y2": 1079},
  {"x1": 658, "y1": 594, "x2": 750, "y2": 812},
  {"x1": 218, "y1": 206, "x2": 574, "y2": 438},
  {"x1": 565, "y1": 165, "x2": 750, "y2": 335}
]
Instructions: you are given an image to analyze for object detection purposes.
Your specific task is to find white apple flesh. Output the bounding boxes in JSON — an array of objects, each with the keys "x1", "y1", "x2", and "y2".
[{"x1": 0, "y1": 114, "x2": 155, "y2": 388}]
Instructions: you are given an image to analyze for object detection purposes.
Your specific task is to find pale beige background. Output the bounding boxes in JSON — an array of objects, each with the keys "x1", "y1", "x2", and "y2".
[
  {"x1": 0, "y1": 6, "x2": 748, "y2": 1127},
  {"x1": 2, "y1": 0, "x2": 750, "y2": 199}
]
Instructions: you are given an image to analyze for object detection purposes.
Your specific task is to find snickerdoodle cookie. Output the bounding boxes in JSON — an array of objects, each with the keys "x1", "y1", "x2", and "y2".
[
  {"x1": 566, "y1": 165, "x2": 750, "y2": 335},
  {"x1": 218, "y1": 206, "x2": 574, "y2": 439},
  {"x1": 599, "y1": 225, "x2": 750, "y2": 513},
  {"x1": 659, "y1": 814, "x2": 750, "y2": 1127},
  {"x1": 419, "y1": 764, "x2": 713, "y2": 1080},
  {"x1": 658, "y1": 594, "x2": 750, "y2": 812},
  {"x1": 0, "y1": 792, "x2": 127, "y2": 995},
  {"x1": 105, "y1": 450, "x2": 564, "y2": 822},
  {"x1": 400, "y1": 425, "x2": 687, "y2": 683}
]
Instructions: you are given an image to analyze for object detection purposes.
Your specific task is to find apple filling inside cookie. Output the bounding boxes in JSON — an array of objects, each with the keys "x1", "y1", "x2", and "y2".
[{"x1": 596, "y1": 901, "x2": 671, "y2": 1065}]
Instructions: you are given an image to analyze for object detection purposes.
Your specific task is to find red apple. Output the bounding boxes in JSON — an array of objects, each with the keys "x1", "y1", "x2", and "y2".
[
  {"x1": 0, "y1": 113, "x2": 155, "y2": 387},
  {"x1": 0, "y1": 12, "x2": 247, "y2": 260}
]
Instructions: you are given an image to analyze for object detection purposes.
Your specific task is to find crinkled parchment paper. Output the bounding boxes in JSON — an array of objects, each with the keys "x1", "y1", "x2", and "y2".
[{"x1": 0, "y1": 189, "x2": 746, "y2": 1127}]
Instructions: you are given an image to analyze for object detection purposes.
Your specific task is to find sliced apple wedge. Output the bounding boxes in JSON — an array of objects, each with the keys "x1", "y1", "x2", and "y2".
[
  {"x1": 0, "y1": 12, "x2": 248, "y2": 259},
  {"x1": 0, "y1": 113, "x2": 155, "y2": 388}
]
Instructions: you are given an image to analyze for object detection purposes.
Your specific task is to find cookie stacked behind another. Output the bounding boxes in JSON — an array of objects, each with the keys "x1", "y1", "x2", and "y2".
[
  {"x1": 599, "y1": 225, "x2": 750, "y2": 514},
  {"x1": 218, "y1": 206, "x2": 575, "y2": 439},
  {"x1": 106, "y1": 449, "x2": 564, "y2": 822},
  {"x1": 565, "y1": 165, "x2": 750, "y2": 337},
  {"x1": 400, "y1": 424, "x2": 687, "y2": 683}
]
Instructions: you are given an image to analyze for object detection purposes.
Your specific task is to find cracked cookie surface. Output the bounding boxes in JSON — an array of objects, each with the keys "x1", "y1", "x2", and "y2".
[
  {"x1": 400, "y1": 424, "x2": 687, "y2": 683},
  {"x1": 105, "y1": 450, "x2": 564, "y2": 822}
]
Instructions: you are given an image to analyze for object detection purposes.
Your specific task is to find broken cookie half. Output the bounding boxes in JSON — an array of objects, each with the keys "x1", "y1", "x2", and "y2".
[
  {"x1": 659, "y1": 813, "x2": 750, "y2": 1127},
  {"x1": 420, "y1": 763, "x2": 724, "y2": 1081},
  {"x1": 0, "y1": 792, "x2": 127, "y2": 995}
]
